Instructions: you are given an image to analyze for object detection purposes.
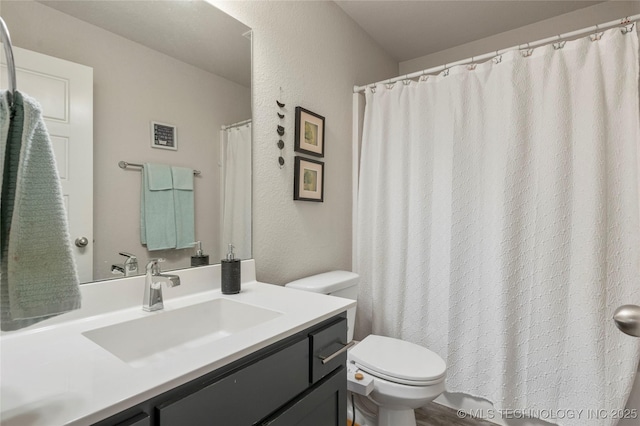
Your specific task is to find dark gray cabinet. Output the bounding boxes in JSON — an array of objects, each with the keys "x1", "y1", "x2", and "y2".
[
  {"x1": 260, "y1": 368, "x2": 346, "y2": 426},
  {"x1": 157, "y1": 339, "x2": 309, "y2": 425},
  {"x1": 93, "y1": 313, "x2": 347, "y2": 426},
  {"x1": 113, "y1": 413, "x2": 150, "y2": 426}
]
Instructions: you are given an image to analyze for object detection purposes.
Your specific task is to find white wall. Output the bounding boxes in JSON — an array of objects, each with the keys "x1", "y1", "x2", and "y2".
[
  {"x1": 400, "y1": 1, "x2": 640, "y2": 75},
  {"x1": 212, "y1": 0, "x2": 398, "y2": 285},
  {"x1": 2, "y1": 1, "x2": 251, "y2": 281}
]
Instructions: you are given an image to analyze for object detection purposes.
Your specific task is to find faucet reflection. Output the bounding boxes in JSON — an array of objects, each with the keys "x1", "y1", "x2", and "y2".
[
  {"x1": 112, "y1": 252, "x2": 139, "y2": 277},
  {"x1": 143, "y1": 259, "x2": 181, "y2": 312}
]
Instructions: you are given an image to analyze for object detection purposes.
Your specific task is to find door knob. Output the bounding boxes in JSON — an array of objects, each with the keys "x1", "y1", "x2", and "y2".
[
  {"x1": 613, "y1": 305, "x2": 640, "y2": 337},
  {"x1": 75, "y1": 237, "x2": 89, "y2": 248}
]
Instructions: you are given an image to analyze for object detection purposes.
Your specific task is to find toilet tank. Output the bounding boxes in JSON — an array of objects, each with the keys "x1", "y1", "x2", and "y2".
[{"x1": 286, "y1": 271, "x2": 358, "y2": 342}]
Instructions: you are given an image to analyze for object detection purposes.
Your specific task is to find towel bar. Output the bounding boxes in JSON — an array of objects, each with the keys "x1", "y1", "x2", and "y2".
[{"x1": 118, "y1": 161, "x2": 201, "y2": 176}]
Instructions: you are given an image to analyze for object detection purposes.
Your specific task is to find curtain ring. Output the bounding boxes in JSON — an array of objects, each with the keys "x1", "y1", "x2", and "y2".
[
  {"x1": 442, "y1": 64, "x2": 450, "y2": 77},
  {"x1": 467, "y1": 57, "x2": 477, "y2": 71},
  {"x1": 591, "y1": 24, "x2": 602, "y2": 41},
  {"x1": 521, "y1": 42, "x2": 533, "y2": 57},
  {"x1": 553, "y1": 35, "x2": 566, "y2": 50},
  {"x1": 493, "y1": 50, "x2": 502, "y2": 64},
  {"x1": 419, "y1": 70, "x2": 428, "y2": 82},
  {"x1": 622, "y1": 21, "x2": 635, "y2": 34}
]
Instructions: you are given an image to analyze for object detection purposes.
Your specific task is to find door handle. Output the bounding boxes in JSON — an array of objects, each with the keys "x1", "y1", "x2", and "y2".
[
  {"x1": 613, "y1": 305, "x2": 640, "y2": 337},
  {"x1": 75, "y1": 237, "x2": 89, "y2": 248}
]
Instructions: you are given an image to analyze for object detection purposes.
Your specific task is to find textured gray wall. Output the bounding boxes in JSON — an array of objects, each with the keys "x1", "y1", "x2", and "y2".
[{"x1": 213, "y1": 1, "x2": 398, "y2": 285}]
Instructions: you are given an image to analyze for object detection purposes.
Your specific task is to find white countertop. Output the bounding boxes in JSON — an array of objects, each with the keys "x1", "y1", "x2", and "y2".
[{"x1": 0, "y1": 261, "x2": 355, "y2": 426}]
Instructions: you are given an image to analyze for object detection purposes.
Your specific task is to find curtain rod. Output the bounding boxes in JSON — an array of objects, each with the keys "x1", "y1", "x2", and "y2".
[
  {"x1": 221, "y1": 118, "x2": 251, "y2": 130},
  {"x1": 354, "y1": 14, "x2": 640, "y2": 93}
]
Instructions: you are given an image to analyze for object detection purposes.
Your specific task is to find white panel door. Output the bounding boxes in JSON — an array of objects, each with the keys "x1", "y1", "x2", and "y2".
[{"x1": 1, "y1": 45, "x2": 94, "y2": 282}]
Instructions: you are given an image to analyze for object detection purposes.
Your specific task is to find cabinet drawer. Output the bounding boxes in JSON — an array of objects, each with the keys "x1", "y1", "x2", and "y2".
[
  {"x1": 310, "y1": 317, "x2": 348, "y2": 383},
  {"x1": 114, "y1": 413, "x2": 149, "y2": 426},
  {"x1": 260, "y1": 367, "x2": 347, "y2": 426},
  {"x1": 157, "y1": 338, "x2": 309, "y2": 426}
]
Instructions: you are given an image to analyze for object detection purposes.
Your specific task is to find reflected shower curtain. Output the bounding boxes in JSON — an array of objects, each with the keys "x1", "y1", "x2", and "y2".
[
  {"x1": 356, "y1": 28, "x2": 640, "y2": 426},
  {"x1": 221, "y1": 121, "x2": 251, "y2": 260}
]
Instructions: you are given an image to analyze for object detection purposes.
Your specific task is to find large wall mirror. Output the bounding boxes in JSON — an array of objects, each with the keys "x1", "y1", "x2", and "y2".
[{"x1": 1, "y1": 0, "x2": 252, "y2": 284}]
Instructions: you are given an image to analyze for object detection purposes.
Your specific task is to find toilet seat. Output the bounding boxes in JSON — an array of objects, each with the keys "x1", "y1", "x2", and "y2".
[{"x1": 349, "y1": 335, "x2": 446, "y2": 386}]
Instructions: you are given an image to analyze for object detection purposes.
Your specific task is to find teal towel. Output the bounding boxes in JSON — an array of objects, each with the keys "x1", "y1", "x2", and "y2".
[
  {"x1": 172, "y1": 166, "x2": 193, "y2": 190},
  {"x1": 141, "y1": 163, "x2": 176, "y2": 250},
  {"x1": 0, "y1": 91, "x2": 81, "y2": 331},
  {"x1": 147, "y1": 162, "x2": 173, "y2": 190},
  {"x1": 171, "y1": 166, "x2": 195, "y2": 249}
]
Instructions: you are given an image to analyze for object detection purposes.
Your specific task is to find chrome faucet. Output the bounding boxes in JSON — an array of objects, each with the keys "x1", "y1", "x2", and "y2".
[
  {"x1": 111, "y1": 252, "x2": 138, "y2": 277},
  {"x1": 143, "y1": 259, "x2": 180, "y2": 312},
  {"x1": 121, "y1": 252, "x2": 138, "y2": 276}
]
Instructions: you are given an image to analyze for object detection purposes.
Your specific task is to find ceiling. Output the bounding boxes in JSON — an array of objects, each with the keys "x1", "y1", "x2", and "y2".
[
  {"x1": 34, "y1": 0, "x2": 616, "y2": 84},
  {"x1": 37, "y1": 0, "x2": 252, "y2": 87},
  {"x1": 334, "y1": 0, "x2": 606, "y2": 62}
]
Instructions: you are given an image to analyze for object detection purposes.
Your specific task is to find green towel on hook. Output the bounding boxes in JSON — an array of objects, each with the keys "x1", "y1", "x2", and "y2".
[{"x1": 0, "y1": 91, "x2": 81, "y2": 331}]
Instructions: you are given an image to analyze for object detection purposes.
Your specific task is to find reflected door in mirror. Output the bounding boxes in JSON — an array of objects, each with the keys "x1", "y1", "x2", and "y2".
[{"x1": 1, "y1": 46, "x2": 94, "y2": 282}]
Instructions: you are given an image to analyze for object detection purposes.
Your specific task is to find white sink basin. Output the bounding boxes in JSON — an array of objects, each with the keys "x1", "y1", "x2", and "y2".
[{"x1": 82, "y1": 298, "x2": 282, "y2": 367}]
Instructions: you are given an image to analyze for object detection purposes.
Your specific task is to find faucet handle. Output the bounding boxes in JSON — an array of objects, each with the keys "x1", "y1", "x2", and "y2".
[
  {"x1": 119, "y1": 252, "x2": 138, "y2": 274},
  {"x1": 146, "y1": 258, "x2": 166, "y2": 273}
]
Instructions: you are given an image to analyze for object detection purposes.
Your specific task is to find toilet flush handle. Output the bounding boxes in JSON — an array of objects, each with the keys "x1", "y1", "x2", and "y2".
[{"x1": 319, "y1": 341, "x2": 356, "y2": 365}]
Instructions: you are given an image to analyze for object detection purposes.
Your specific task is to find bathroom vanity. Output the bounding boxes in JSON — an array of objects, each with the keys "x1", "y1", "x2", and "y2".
[
  {"x1": 96, "y1": 314, "x2": 347, "y2": 426},
  {"x1": 0, "y1": 261, "x2": 355, "y2": 426}
]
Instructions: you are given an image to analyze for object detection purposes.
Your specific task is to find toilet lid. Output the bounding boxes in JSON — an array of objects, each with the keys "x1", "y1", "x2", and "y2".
[{"x1": 349, "y1": 335, "x2": 446, "y2": 386}]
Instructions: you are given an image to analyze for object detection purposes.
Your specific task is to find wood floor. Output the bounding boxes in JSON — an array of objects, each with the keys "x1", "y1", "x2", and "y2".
[
  {"x1": 416, "y1": 402, "x2": 499, "y2": 426},
  {"x1": 347, "y1": 401, "x2": 499, "y2": 426}
]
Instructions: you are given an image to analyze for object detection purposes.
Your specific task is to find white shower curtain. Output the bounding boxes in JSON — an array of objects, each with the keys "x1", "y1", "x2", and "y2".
[
  {"x1": 220, "y1": 121, "x2": 252, "y2": 260},
  {"x1": 356, "y1": 28, "x2": 640, "y2": 426}
]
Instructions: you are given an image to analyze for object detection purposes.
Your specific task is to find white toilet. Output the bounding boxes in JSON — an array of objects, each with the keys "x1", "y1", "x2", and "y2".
[{"x1": 286, "y1": 271, "x2": 447, "y2": 426}]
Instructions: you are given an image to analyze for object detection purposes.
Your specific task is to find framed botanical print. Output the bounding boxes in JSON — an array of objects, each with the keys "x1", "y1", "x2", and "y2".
[
  {"x1": 294, "y1": 107, "x2": 325, "y2": 157},
  {"x1": 294, "y1": 156, "x2": 324, "y2": 202}
]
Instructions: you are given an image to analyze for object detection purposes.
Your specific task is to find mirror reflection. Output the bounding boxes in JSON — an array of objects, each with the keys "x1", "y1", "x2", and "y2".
[{"x1": 1, "y1": 0, "x2": 252, "y2": 283}]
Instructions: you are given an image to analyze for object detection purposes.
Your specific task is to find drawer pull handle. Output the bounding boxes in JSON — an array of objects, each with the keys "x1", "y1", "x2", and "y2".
[{"x1": 319, "y1": 341, "x2": 356, "y2": 364}]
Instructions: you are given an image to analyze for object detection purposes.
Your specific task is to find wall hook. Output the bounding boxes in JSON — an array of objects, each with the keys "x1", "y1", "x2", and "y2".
[
  {"x1": 277, "y1": 112, "x2": 285, "y2": 119},
  {"x1": 276, "y1": 100, "x2": 285, "y2": 108},
  {"x1": 278, "y1": 156, "x2": 285, "y2": 167},
  {"x1": 277, "y1": 140, "x2": 285, "y2": 149},
  {"x1": 277, "y1": 125, "x2": 285, "y2": 136}
]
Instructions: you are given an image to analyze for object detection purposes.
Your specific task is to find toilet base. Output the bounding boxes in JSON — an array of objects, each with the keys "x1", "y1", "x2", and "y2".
[
  {"x1": 348, "y1": 392, "x2": 377, "y2": 426},
  {"x1": 349, "y1": 392, "x2": 417, "y2": 426},
  {"x1": 378, "y1": 406, "x2": 416, "y2": 426}
]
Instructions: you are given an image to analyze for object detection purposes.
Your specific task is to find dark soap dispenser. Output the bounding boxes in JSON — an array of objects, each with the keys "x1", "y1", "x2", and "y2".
[
  {"x1": 190, "y1": 241, "x2": 210, "y2": 267},
  {"x1": 221, "y1": 244, "x2": 241, "y2": 294}
]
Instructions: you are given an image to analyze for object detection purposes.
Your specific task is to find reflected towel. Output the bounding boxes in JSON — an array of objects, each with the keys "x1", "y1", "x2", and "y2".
[
  {"x1": 171, "y1": 166, "x2": 195, "y2": 249},
  {"x1": 140, "y1": 163, "x2": 176, "y2": 250},
  {"x1": 0, "y1": 91, "x2": 81, "y2": 331}
]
